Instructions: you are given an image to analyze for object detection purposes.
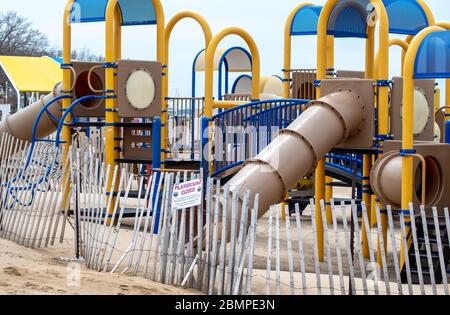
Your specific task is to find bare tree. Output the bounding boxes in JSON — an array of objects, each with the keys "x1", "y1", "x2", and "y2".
[
  {"x1": 0, "y1": 11, "x2": 53, "y2": 57},
  {"x1": 72, "y1": 47, "x2": 104, "y2": 62}
]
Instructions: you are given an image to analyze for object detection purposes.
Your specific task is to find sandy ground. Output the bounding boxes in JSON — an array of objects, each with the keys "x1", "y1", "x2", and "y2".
[{"x1": 0, "y1": 235, "x2": 198, "y2": 295}]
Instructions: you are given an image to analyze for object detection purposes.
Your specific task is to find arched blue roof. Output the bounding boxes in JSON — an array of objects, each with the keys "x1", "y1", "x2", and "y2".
[
  {"x1": 327, "y1": 0, "x2": 370, "y2": 39},
  {"x1": 414, "y1": 31, "x2": 450, "y2": 79},
  {"x1": 290, "y1": 5, "x2": 322, "y2": 36},
  {"x1": 289, "y1": 0, "x2": 431, "y2": 39},
  {"x1": 383, "y1": 0, "x2": 429, "y2": 35},
  {"x1": 70, "y1": 0, "x2": 157, "y2": 26}
]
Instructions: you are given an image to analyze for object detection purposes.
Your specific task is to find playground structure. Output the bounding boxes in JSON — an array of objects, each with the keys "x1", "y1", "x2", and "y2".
[{"x1": 0, "y1": 0, "x2": 449, "y2": 294}]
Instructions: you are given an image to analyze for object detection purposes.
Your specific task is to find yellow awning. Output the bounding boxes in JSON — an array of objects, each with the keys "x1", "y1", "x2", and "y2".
[{"x1": 0, "y1": 56, "x2": 62, "y2": 93}]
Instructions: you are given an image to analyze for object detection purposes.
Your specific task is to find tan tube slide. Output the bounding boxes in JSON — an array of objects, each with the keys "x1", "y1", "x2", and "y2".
[
  {"x1": 0, "y1": 83, "x2": 63, "y2": 141},
  {"x1": 222, "y1": 90, "x2": 366, "y2": 223}
]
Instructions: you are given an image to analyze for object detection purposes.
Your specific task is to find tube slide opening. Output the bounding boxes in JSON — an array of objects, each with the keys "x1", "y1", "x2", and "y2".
[
  {"x1": 414, "y1": 156, "x2": 442, "y2": 206},
  {"x1": 74, "y1": 71, "x2": 103, "y2": 108}
]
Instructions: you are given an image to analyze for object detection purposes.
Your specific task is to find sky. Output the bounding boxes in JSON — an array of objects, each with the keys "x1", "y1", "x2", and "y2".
[{"x1": 0, "y1": 0, "x2": 449, "y2": 98}]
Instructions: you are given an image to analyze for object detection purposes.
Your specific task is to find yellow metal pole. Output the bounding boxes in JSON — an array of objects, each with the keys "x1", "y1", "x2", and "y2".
[
  {"x1": 361, "y1": 26, "x2": 375, "y2": 259},
  {"x1": 148, "y1": 1, "x2": 166, "y2": 164},
  {"x1": 105, "y1": 0, "x2": 118, "y2": 172},
  {"x1": 318, "y1": 0, "x2": 390, "y2": 263},
  {"x1": 435, "y1": 23, "x2": 450, "y2": 120},
  {"x1": 361, "y1": 155, "x2": 373, "y2": 258},
  {"x1": 400, "y1": 26, "x2": 445, "y2": 267},
  {"x1": 283, "y1": 2, "x2": 314, "y2": 98},
  {"x1": 325, "y1": 34, "x2": 335, "y2": 225},
  {"x1": 372, "y1": 2, "x2": 391, "y2": 265},
  {"x1": 113, "y1": 6, "x2": 122, "y2": 165},
  {"x1": 373, "y1": 37, "x2": 409, "y2": 263},
  {"x1": 315, "y1": 1, "x2": 337, "y2": 262},
  {"x1": 62, "y1": 0, "x2": 74, "y2": 207},
  {"x1": 103, "y1": 1, "x2": 122, "y2": 220}
]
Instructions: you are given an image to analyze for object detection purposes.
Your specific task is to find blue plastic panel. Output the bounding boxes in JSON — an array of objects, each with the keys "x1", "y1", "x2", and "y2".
[
  {"x1": 415, "y1": 31, "x2": 450, "y2": 79},
  {"x1": 327, "y1": 0, "x2": 370, "y2": 39},
  {"x1": 290, "y1": 5, "x2": 322, "y2": 36},
  {"x1": 70, "y1": 0, "x2": 157, "y2": 26},
  {"x1": 383, "y1": 0, "x2": 429, "y2": 35}
]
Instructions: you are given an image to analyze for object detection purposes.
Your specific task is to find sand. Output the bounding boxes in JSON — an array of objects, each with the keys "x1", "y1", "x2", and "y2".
[{"x1": 0, "y1": 236, "x2": 198, "y2": 295}]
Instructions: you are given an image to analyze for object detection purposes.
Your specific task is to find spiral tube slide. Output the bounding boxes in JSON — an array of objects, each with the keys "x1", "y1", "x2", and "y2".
[
  {"x1": 224, "y1": 90, "x2": 366, "y2": 220},
  {"x1": 0, "y1": 83, "x2": 63, "y2": 141}
]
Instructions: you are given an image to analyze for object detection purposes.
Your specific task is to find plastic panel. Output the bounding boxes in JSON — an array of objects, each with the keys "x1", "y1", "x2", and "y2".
[
  {"x1": 383, "y1": 0, "x2": 429, "y2": 35},
  {"x1": 415, "y1": 31, "x2": 450, "y2": 79},
  {"x1": 290, "y1": 5, "x2": 322, "y2": 36},
  {"x1": 70, "y1": 0, "x2": 157, "y2": 26}
]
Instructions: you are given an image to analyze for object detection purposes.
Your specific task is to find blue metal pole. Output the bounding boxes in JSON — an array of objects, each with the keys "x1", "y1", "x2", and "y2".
[
  {"x1": 152, "y1": 116, "x2": 162, "y2": 170},
  {"x1": 151, "y1": 116, "x2": 162, "y2": 233},
  {"x1": 445, "y1": 120, "x2": 450, "y2": 144},
  {"x1": 200, "y1": 117, "x2": 210, "y2": 181}
]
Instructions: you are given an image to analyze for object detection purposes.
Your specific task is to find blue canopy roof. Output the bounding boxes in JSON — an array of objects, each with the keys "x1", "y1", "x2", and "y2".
[
  {"x1": 290, "y1": 5, "x2": 322, "y2": 36},
  {"x1": 327, "y1": 0, "x2": 370, "y2": 39},
  {"x1": 289, "y1": 0, "x2": 431, "y2": 38},
  {"x1": 414, "y1": 31, "x2": 450, "y2": 79},
  {"x1": 70, "y1": 0, "x2": 157, "y2": 26},
  {"x1": 383, "y1": 0, "x2": 429, "y2": 35}
]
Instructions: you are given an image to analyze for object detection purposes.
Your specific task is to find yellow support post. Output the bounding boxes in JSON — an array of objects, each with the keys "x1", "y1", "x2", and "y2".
[
  {"x1": 324, "y1": 34, "x2": 334, "y2": 225},
  {"x1": 317, "y1": 0, "x2": 390, "y2": 262},
  {"x1": 400, "y1": 26, "x2": 445, "y2": 267},
  {"x1": 436, "y1": 23, "x2": 450, "y2": 120},
  {"x1": 104, "y1": 3, "x2": 122, "y2": 220},
  {"x1": 361, "y1": 26, "x2": 375, "y2": 259},
  {"x1": 62, "y1": 0, "x2": 74, "y2": 208},
  {"x1": 283, "y1": 2, "x2": 314, "y2": 99},
  {"x1": 373, "y1": 37, "x2": 410, "y2": 263},
  {"x1": 104, "y1": 0, "x2": 165, "y2": 215}
]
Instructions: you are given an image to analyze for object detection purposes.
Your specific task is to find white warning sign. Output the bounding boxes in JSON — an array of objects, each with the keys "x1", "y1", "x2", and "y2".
[{"x1": 172, "y1": 179, "x2": 203, "y2": 210}]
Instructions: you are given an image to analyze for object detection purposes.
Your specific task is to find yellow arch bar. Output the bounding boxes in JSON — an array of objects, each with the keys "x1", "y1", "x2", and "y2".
[
  {"x1": 374, "y1": 38, "x2": 409, "y2": 76},
  {"x1": 165, "y1": 10, "x2": 212, "y2": 88},
  {"x1": 204, "y1": 27, "x2": 261, "y2": 118},
  {"x1": 401, "y1": 25, "x2": 447, "y2": 212},
  {"x1": 164, "y1": 10, "x2": 212, "y2": 158}
]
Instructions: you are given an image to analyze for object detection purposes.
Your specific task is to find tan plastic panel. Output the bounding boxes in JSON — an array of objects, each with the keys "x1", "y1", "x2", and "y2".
[
  {"x1": 390, "y1": 77, "x2": 435, "y2": 141},
  {"x1": 0, "y1": 83, "x2": 63, "y2": 141},
  {"x1": 320, "y1": 79, "x2": 375, "y2": 149},
  {"x1": 371, "y1": 140, "x2": 450, "y2": 215},
  {"x1": 336, "y1": 70, "x2": 366, "y2": 79},
  {"x1": 71, "y1": 61, "x2": 105, "y2": 118},
  {"x1": 117, "y1": 60, "x2": 162, "y2": 118},
  {"x1": 291, "y1": 70, "x2": 317, "y2": 100},
  {"x1": 121, "y1": 120, "x2": 152, "y2": 160}
]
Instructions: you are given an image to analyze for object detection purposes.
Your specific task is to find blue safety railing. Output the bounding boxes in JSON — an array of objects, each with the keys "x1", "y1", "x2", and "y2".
[
  {"x1": 325, "y1": 153, "x2": 364, "y2": 181},
  {"x1": 2, "y1": 95, "x2": 107, "y2": 209},
  {"x1": 209, "y1": 99, "x2": 309, "y2": 177}
]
